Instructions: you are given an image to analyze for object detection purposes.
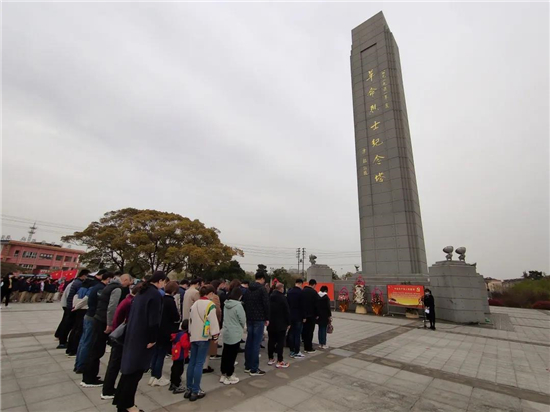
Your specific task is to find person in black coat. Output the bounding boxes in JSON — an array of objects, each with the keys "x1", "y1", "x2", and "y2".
[
  {"x1": 114, "y1": 272, "x2": 167, "y2": 412},
  {"x1": 267, "y1": 283, "x2": 291, "y2": 367},
  {"x1": 286, "y1": 279, "x2": 305, "y2": 357},
  {"x1": 423, "y1": 289, "x2": 436, "y2": 330},
  {"x1": 317, "y1": 286, "x2": 332, "y2": 349},
  {"x1": 301, "y1": 279, "x2": 319, "y2": 353},
  {"x1": 149, "y1": 281, "x2": 180, "y2": 386}
]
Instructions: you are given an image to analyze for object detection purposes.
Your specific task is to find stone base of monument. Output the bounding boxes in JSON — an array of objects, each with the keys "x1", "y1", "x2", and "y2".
[
  {"x1": 428, "y1": 260, "x2": 490, "y2": 324},
  {"x1": 306, "y1": 264, "x2": 333, "y2": 284}
]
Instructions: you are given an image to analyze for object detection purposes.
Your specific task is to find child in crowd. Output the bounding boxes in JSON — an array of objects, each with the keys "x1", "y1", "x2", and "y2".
[{"x1": 170, "y1": 319, "x2": 191, "y2": 394}]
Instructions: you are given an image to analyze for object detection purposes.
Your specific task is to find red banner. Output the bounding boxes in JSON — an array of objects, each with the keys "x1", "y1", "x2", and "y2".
[
  {"x1": 387, "y1": 285, "x2": 424, "y2": 308},
  {"x1": 314, "y1": 283, "x2": 335, "y2": 301}
]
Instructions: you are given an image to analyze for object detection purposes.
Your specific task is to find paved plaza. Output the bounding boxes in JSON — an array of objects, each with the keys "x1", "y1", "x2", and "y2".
[{"x1": 1, "y1": 303, "x2": 549, "y2": 412}]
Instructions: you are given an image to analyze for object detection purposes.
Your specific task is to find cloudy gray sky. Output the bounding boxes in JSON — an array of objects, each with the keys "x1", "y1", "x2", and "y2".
[{"x1": 2, "y1": 2, "x2": 548, "y2": 278}]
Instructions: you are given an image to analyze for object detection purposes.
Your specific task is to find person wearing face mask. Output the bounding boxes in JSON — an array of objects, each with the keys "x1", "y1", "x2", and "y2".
[{"x1": 423, "y1": 289, "x2": 436, "y2": 330}]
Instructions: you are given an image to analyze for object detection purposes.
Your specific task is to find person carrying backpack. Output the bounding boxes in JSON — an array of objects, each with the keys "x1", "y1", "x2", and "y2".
[{"x1": 170, "y1": 319, "x2": 191, "y2": 394}]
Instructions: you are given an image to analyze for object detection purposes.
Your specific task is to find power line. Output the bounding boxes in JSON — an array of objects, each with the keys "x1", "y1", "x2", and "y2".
[{"x1": 1, "y1": 215, "x2": 84, "y2": 231}]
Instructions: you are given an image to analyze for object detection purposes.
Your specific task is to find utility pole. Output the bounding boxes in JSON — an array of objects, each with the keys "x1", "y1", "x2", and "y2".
[
  {"x1": 301, "y1": 248, "x2": 306, "y2": 277},
  {"x1": 296, "y1": 248, "x2": 301, "y2": 276},
  {"x1": 27, "y1": 222, "x2": 37, "y2": 242}
]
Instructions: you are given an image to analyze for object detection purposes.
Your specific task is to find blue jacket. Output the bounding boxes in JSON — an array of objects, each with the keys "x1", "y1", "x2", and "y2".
[{"x1": 286, "y1": 286, "x2": 304, "y2": 322}]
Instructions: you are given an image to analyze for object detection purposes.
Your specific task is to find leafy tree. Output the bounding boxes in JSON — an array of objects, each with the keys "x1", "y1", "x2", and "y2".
[
  {"x1": 342, "y1": 272, "x2": 355, "y2": 280},
  {"x1": 522, "y1": 271, "x2": 546, "y2": 280},
  {"x1": 272, "y1": 267, "x2": 297, "y2": 288},
  {"x1": 63, "y1": 208, "x2": 243, "y2": 277},
  {"x1": 332, "y1": 270, "x2": 340, "y2": 280},
  {"x1": 205, "y1": 260, "x2": 247, "y2": 282},
  {"x1": 62, "y1": 208, "x2": 142, "y2": 273}
]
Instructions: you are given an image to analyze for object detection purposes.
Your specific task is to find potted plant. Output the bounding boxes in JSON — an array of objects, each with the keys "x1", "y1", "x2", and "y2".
[
  {"x1": 337, "y1": 287, "x2": 350, "y2": 312},
  {"x1": 371, "y1": 287, "x2": 384, "y2": 315},
  {"x1": 353, "y1": 276, "x2": 367, "y2": 314}
]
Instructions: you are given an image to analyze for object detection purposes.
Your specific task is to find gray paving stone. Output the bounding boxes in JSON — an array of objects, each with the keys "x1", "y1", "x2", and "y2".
[
  {"x1": 3, "y1": 407, "x2": 29, "y2": 412},
  {"x1": 22, "y1": 380, "x2": 81, "y2": 404},
  {"x1": 233, "y1": 395, "x2": 287, "y2": 412},
  {"x1": 1, "y1": 378, "x2": 20, "y2": 394},
  {"x1": 264, "y1": 385, "x2": 313, "y2": 408},
  {"x1": 294, "y1": 396, "x2": 348, "y2": 412},
  {"x1": 27, "y1": 392, "x2": 95, "y2": 412},
  {"x1": 413, "y1": 397, "x2": 467, "y2": 412},
  {"x1": 17, "y1": 370, "x2": 72, "y2": 390},
  {"x1": 288, "y1": 376, "x2": 331, "y2": 394},
  {"x1": 1, "y1": 391, "x2": 26, "y2": 409},
  {"x1": 470, "y1": 388, "x2": 522, "y2": 410}
]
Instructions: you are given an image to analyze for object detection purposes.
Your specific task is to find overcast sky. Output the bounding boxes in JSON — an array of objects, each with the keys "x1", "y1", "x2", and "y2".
[{"x1": 2, "y1": 2, "x2": 548, "y2": 279}]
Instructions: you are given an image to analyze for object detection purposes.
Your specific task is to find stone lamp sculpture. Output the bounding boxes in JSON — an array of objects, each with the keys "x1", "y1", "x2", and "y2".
[
  {"x1": 456, "y1": 247, "x2": 466, "y2": 262},
  {"x1": 443, "y1": 246, "x2": 454, "y2": 261}
]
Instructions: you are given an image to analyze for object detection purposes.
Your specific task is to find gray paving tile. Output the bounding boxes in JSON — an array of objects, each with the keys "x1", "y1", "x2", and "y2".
[
  {"x1": 22, "y1": 380, "x2": 81, "y2": 404},
  {"x1": 233, "y1": 395, "x2": 287, "y2": 412},
  {"x1": 1, "y1": 391, "x2": 26, "y2": 409},
  {"x1": 264, "y1": 385, "x2": 313, "y2": 408}
]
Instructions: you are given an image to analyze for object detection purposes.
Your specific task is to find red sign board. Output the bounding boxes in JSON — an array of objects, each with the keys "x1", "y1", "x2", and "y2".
[
  {"x1": 313, "y1": 283, "x2": 335, "y2": 301},
  {"x1": 387, "y1": 285, "x2": 424, "y2": 308}
]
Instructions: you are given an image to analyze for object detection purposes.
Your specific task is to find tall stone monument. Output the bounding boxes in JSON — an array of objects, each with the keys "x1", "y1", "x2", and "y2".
[{"x1": 351, "y1": 12, "x2": 428, "y2": 277}]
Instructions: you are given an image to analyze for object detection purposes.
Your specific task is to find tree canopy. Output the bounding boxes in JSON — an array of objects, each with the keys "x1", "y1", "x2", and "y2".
[
  {"x1": 522, "y1": 271, "x2": 546, "y2": 280},
  {"x1": 62, "y1": 208, "x2": 243, "y2": 277}
]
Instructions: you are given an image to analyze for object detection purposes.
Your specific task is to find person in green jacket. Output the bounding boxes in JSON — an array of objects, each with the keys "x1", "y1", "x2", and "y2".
[{"x1": 220, "y1": 287, "x2": 246, "y2": 384}]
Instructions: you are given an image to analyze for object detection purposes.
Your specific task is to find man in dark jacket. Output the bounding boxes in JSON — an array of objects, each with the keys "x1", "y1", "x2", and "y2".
[
  {"x1": 301, "y1": 279, "x2": 319, "y2": 353},
  {"x1": 81, "y1": 273, "x2": 132, "y2": 387},
  {"x1": 57, "y1": 269, "x2": 90, "y2": 349},
  {"x1": 66, "y1": 273, "x2": 102, "y2": 356},
  {"x1": 267, "y1": 283, "x2": 290, "y2": 368},
  {"x1": 286, "y1": 278, "x2": 305, "y2": 358},
  {"x1": 74, "y1": 270, "x2": 112, "y2": 373},
  {"x1": 242, "y1": 273, "x2": 270, "y2": 376}
]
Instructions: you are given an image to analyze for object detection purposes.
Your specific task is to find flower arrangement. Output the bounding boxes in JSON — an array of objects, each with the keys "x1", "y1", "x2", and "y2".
[
  {"x1": 338, "y1": 288, "x2": 350, "y2": 303},
  {"x1": 353, "y1": 276, "x2": 366, "y2": 305},
  {"x1": 338, "y1": 287, "x2": 350, "y2": 312},
  {"x1": 371, "y1": 287, "x2": 384, "y2": 315}
]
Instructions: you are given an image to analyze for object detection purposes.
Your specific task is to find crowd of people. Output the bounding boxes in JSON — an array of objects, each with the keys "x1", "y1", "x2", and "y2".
[
  {"x1": 1, "y1": 273, "x2": 63, "y2": 306},
  {"x1": 51, "y1": 269, "x2": 332, "y2": 412}
]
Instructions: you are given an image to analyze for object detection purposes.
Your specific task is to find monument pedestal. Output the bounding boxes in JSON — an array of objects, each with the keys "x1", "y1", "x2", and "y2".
[
  {"x1": 428, "y1": 261, "x2": 489, "y2": 324},
  {"x1": 306, "y1": 264, "x2": 333, "y2": 284}
]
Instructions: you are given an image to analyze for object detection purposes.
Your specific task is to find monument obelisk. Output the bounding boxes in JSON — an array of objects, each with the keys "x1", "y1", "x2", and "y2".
[{"x1": 351, "y1": 12, "x2": 428, "y2": 278}]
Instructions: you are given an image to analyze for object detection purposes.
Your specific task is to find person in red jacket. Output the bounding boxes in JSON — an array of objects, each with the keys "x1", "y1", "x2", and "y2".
[{"x1": 170, "y1": 319, "x2": 191, "y2": 394}]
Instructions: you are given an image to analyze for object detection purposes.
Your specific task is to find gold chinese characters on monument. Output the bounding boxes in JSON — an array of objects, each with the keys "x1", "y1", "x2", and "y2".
[{"x1": 361, "y1": 66, "x2": 392, "y2": 183}]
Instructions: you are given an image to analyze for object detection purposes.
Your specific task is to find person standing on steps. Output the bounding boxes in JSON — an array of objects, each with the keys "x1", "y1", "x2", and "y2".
[
  {"x1": 267, "y1": 283, "x2": 290, "y2": 369},
  {"x1": 301, "y1": 279, "x2": 319, "y2": 354}
]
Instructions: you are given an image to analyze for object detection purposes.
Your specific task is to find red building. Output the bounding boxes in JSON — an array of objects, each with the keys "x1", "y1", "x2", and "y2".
[{"x1": 0, "y1": 240, "x2": 85, "y2": 273}]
